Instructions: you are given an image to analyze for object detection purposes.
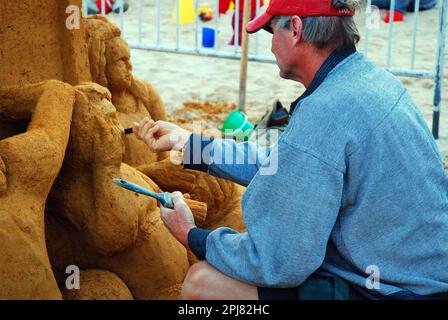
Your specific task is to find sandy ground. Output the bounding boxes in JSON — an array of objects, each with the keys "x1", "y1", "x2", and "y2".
[{"x1": 106, "y1": 0, "x2": 448, "y2": 165}]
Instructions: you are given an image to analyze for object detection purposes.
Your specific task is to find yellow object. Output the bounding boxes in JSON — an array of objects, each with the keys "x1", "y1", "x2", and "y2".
[
  {"x1": 173, "y1": 0, "x2": 196, "y2": 25},
  {"x1": 199, "y1": 4, "x2": 212, "y2": 13},
  {"x1": 198, "y1": 4, "x2": 214, "y2": 21}
]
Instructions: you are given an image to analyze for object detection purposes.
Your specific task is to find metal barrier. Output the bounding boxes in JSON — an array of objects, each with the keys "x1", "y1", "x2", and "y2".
[{"x1": 84, "y1": 0, "x2": 448, "y2": 139}]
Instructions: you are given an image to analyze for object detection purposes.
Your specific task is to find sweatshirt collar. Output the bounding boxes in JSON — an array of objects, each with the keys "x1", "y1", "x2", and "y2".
[{"x1": 290, "y1": 46, "x2": 357, "y2": 115}]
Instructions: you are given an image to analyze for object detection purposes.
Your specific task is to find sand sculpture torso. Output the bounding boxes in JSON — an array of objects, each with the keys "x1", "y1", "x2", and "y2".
[
  {"x1": 85, "y1": 16, "x2": 246, "y2": 232},
  {"x1": 47, "y1": 84, "x2": 190, "y2": 299}
]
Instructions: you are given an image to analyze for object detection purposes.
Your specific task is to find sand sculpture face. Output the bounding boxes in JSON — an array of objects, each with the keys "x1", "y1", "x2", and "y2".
[
  {"x1": 68, "y1": 83, "x2": 125, "y2": 167},
  {"x1": 105, "y1": 37, "x2": 133, "y2": 92}
]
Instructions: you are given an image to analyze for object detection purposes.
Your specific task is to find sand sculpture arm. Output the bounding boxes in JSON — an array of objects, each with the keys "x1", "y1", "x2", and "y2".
[
  {"x1": 0, "y1": 81, "x2": 75, "y2": 195},
  {"x1": 0, "y1": 80, "x2": 71, "y2": 120},
  {"x1": 137, "y1": 158, "x2": 198, "y2": 194}
]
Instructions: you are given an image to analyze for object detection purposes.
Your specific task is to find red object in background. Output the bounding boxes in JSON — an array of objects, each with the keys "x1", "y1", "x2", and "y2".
[
  {"x1": 219, "y1": 0, "x2": 265, "y2": 15},
  {"x1": 219, "y1": 0, "x2": 232, "y2": 14},
  {"x1": 384, "y1": 10, "x2": 404, "y2": 23},
  {"x1": 96, "y1": 0, "x2": 113, "y2": 14},
  {"x1": 221, "y1": 0, "x2": 266, "y2": 46}
]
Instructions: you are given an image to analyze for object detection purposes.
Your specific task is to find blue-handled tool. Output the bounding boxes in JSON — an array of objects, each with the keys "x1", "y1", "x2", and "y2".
[{"x1": 112, "y1": 178, "x2": 175, "y2": 209}]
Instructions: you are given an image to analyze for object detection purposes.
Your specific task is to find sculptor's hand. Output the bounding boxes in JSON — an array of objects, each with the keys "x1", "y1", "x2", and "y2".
[
  {"x1": 160, "y1": 191, "x2": 196, "y2": 248},
  {"x1": 133, "y1": 118, "x2": 192, "y2": 152}
]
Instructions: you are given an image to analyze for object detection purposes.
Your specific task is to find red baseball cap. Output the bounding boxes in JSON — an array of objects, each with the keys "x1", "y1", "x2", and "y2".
[{"x1": 247, "y1": 0, "x2": 355, "y2": 34}]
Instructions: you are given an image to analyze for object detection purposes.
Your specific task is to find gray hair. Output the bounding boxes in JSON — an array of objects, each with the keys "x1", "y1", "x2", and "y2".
[{"x1": 274, "y1": 0, "x2": 360, "y2": 51}]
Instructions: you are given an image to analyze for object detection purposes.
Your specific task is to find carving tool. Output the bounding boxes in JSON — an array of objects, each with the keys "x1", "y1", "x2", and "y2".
[{"x1": 112, "y1": 178, "x2": 175, "y2": 209}]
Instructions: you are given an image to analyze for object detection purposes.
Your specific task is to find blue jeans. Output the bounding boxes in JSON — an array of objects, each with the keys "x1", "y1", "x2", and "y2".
[
  {"x1": 370, "y1": 0, "x2": 438, "y2": 13},
  {"x1": 257, "y1": 274, "x2": 366, "y2": 300}
]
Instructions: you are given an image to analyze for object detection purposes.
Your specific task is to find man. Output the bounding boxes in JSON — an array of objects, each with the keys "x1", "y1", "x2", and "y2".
[{"x1": 134, "y1": 0, "x2": 448, "y2": 300}]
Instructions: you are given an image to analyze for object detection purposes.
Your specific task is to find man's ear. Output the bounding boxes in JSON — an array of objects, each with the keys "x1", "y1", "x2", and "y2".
[
  {"x1": 290, "y1": 15, "x2": 303, "y2": 45},
  {"x1": 0, "y1": 156, "x2": 6, "y2": 196}
]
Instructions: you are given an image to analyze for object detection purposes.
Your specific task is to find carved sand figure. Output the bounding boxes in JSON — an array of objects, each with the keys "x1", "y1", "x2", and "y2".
[
  {"x1": 0, "y1": 80, "x2": 75, "y2": 299},
  {"x1": 85, "y1": 15, "x2": 168, "y2": 167},
  {"x1": 85, "y1": 16, "x2": 246, "y2": 233},
  {"x1": 47, "y1": 83, "x2": 190, "y2": 299},
  {"x1": 0, "y1": 0, "x2": 245, "y2": 298}
]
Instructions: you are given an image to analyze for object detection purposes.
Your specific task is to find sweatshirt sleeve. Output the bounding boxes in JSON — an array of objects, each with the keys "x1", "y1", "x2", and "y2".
[
  {"x1": 182, "y1": 133, "x2": 271, "y2": 187},
  {"x1": 202, "y1": 138, "x2": 344, "y2": 287}
]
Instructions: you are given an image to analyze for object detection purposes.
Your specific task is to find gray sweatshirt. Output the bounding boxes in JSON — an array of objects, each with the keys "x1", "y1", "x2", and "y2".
[{"x1": 183, "y1": 49, "x2": 448, "y2": 299}]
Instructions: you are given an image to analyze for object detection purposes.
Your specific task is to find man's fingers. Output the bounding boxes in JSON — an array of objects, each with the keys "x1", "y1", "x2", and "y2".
[
  {"x1": 154, "y1": 120, "x2": 167, "y2": 127},
  {"x1": 160, "y1": 205, "x2": 174, "y2": 217},
  {"x1": 132, "y1": 122, "x2": 140, "y2": 138},
  {"x1": 139, "y1": 118, "x2": 154, "y2": 138},
  {"x1": 159, "y1": 193, "x2": 183, "y2": 220},
  {"x1": 171, "y1": 191, "x2": 184, "y2": 201},
  {"x1": 161, "y1": 191, "x2": 182, "y2": 215},
  {"x1": 144, "y1": 125, "x2": 160, "y2": 150},
  {"x1": 149, "y1": 125, "x2": 160, "y2": 136},
  {"x1": 139, "y1": 118, "x2": 152, "y2": 137},
  {"x1": 136, "y1": 118, "x2": 148, "y2": 137},
  {"x1": 159, "y1": 190, "x2": 195, "y2": 248},
  {"x1": 171, "y1": 191, "x2": 188, "y2": 209},
  {"x1": 171, "y1": 191, "x2": 185, "y2": 206}
]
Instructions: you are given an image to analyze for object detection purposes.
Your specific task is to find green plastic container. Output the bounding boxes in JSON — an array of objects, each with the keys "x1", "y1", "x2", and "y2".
[{"x1": 222, "y1": 110, "x2": 254, "y2": 141}]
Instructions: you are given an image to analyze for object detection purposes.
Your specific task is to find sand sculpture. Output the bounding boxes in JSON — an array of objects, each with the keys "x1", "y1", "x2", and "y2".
[
  {"x1": 0, "y1": 0, "x2": 245, "y2": 299},
  {"x1": 0, "y1": 81, "x2": 75, "y2": 299},
  {"x1": 47, "y1": 83, "x2": 190, "y2": 299},
  {"x1": 85, "y1": 15, "x2": 168, "y2": 167},
  {"x1": 84, "y1": 15, "x2": 246, "y2": 232}
]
